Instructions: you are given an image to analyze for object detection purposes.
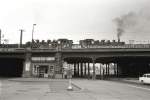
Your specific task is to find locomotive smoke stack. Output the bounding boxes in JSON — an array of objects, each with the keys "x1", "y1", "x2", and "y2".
[
  {"x1": 114, "y1": 12, "x2": 139, "y2": 43},
  {"x1": 117, "y1": 28, "x2": 123, "y2": 42},
  {"x1": 118, "y1": 37, "x2": 120, "y2": 42},
  {"x1": 114, "y1": 17, "x2": 124, "y2": 43},
  {"x1": 117, "y1": 31, "x2": 120, "y2": 43}
]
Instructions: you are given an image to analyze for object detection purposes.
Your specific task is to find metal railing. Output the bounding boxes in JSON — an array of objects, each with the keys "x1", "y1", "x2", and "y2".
[
  {"x1": 71, "y1": 44, "x2": 150, "y2": 49},
  {"x1": 1, "y1": 44, "x2": 150, "y2": 49}
]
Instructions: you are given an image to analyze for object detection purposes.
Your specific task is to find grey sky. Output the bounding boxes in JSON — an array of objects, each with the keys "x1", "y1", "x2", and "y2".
[{"x1": 0, "y1": 0, "x2": 149, "y2": 44}]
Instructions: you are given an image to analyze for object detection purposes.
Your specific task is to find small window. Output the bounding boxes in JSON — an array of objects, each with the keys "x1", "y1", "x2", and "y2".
[
  {"x1": 50, "y1": 66, "x2": 54, "y2": 72},
  {"x1": 147, "y1": 75, "x2": 150, "y2": 78},
  {"x1": 143, "y1": 75, "x2": 146, "y2": 77}
]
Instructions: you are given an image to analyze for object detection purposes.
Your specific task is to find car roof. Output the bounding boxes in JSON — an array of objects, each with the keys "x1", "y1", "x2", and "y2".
[{"x1": 144, "y1": 73, "x2": 150, "y2": 75}]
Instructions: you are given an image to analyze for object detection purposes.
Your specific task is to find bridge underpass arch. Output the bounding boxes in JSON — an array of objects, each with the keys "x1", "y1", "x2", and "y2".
[
  {"x1": 95, "y1": 57, "x2": 118, "y2": 79},
  {"x1": 0, "y1": 57, "x2": 24, "y2": 77},
  {"x1": 62, "y1": 56, "x2": 150, "y2": 79},
  {"x1": 63, "y1": 57, "x2": 94, "y2": 79},
  {"x1": 95, "y1": 56, "x2": 150, "y2": 78},
  {"x1": 63, "y1": 56, "x2": 119, "y2": 79},
  {"x1": 116, "y1": 56, "x2": 150, "y2": 77}
]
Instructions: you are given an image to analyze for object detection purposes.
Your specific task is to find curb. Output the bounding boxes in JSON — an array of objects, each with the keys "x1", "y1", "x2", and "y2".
[
  {"x1": 108, "y1": 79, "x2": 141, "y2": 85},
  {"x1": 71, "y1": 82, "x2": 82, "y2": 90}
]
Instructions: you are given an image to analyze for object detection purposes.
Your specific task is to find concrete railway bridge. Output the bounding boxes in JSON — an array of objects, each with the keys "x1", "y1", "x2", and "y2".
[{"x1": 0, "y1": 47, "x2": 150, "y2": 79}]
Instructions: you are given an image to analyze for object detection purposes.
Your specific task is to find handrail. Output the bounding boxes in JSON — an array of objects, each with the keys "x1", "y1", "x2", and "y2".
[{"x1": 1, "y1": 44, "x2": 150, "y2": 49}]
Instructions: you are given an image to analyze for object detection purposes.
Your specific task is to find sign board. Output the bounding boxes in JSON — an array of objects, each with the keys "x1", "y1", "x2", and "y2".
[
  {"x1": 25, "y1": 62, "x2": 30, "y2": 71},
  {"x1": 32, "y1": 57, "x2": 55, "y2": 61}
]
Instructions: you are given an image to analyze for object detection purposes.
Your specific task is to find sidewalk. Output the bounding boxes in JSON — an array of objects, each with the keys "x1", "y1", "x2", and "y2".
[{"x1": 8, "y1": 78, "x2": 69, "y2": 82}]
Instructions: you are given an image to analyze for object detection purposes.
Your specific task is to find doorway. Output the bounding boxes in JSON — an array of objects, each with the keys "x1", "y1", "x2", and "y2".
[{"x1": 38, "y1": 65, "x2": 48, "y2": 78}]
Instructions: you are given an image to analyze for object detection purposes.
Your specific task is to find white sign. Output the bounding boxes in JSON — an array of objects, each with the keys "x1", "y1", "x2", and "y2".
[
  {"x1": 32, "y1": 57, "x2": 55, "y2": 61},
  {"x1": 25, "y1": 62, "x2": 30, "y2": 71}
]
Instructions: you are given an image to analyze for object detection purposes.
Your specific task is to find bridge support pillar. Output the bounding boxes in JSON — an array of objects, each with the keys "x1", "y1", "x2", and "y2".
[
  {"x1": 88, "y1": 63, "x2": 90, "y2": 79},
  {"x1": 80, "y1": 63, "x2": 83, "y2": 77},
  {"x1": 22, "y1": 53, "x2": 32, "y2": 77},
  {"x1": 102, "y1": 66, "x2": 105, "y2": 80},
  {"x1": 77, "y1": 63, "x2": 79, "y2": 77},
  {"x1": 117, "y1": 63, "x2": 119, "y2": 77},
  {"x1": 107, "y1": 64, "x2": 110, "y2": 78},
  {"x1": 55, "y1": 52, "x2": 63, "y2": 78},
  {"x1": 105, "y1": 64, "x2": 107, "y2": 78},
  {"x1": 92, "y1": 58, "x2": 96, "y2": 80},
  {"x1": 99, "y1": 64, "x2": 102, "y2": 80},
  {"x1": 74, "y1": 63, "x2": 76, "y2": 77},
  {"x1": 114, "y1": 63, "x2": 117, "y2": 77},
  {"x1": 84, "y1": 63, "x2": 86, "y2": 78}
]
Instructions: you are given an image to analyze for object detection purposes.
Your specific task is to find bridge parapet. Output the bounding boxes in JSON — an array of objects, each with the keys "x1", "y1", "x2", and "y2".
[
  {"x1": 1, "y1": 44, "x2": 150, "y2": 50},
  {"x1": 71, "y1": 44, "x2": 150, "y2": 49},
  {"x1": 0, "y1": 48, "x2": 26, "y2": 52}
]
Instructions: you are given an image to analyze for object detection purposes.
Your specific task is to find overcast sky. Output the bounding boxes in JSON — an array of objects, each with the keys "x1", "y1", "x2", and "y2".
[{"x1": 0, "y1": 0, "x2": 150, "y2": 44}]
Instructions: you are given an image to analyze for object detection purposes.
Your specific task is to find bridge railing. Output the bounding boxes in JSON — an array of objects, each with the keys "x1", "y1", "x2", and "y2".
[
  {"x1": 71, "y1": 44, "x2": 150, "y2": 49},
  {"x1": 1, "y1": 44, "x2": 150, "y2": 50}
]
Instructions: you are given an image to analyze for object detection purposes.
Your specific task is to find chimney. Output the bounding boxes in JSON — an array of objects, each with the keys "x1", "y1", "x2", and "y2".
[{"x1": 118, "y1": 37, "x2": 120, "y2": 43}]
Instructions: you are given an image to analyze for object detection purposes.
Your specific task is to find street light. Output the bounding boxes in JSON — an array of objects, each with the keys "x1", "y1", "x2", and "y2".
[{"x1": 32, "y1": 24, "x2": 36, "y2": 43}]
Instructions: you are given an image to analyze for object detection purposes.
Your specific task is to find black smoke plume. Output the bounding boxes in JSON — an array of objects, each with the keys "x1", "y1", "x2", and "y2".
[{"x1": 113, "y1": 12, "x2": 137, "y2": 42}]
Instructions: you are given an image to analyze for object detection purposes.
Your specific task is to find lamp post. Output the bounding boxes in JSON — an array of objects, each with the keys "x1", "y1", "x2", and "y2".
[{"x1": 32, "y1": 24, "x2": 36, "y2": 43}]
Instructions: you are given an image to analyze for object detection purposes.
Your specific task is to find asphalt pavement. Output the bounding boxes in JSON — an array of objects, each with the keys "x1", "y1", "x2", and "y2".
[{"x1": 0, "y1": 78, "x2": 150, "y2": 100}]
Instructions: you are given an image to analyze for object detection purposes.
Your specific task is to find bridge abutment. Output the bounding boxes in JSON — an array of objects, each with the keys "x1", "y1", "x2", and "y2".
[
  {"x1": 92, "y1": 58, "x2": 96, "y2": 80},
  {"x1": 22, "y1": 53, "x2": 32, "y2": 77}
]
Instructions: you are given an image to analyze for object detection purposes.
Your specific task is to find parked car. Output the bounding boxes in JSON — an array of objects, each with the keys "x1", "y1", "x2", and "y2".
[{"x1": 139, "y1": 73, "x2": 150, "y2": 84}]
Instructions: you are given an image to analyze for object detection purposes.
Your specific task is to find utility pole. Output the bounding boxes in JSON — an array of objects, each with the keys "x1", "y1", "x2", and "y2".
[
  {"x1": 32, "y1": 24, "x2": 36, "y2": 43},
  {"x1": 19, "y1": 29, "x2": 24, "y2": 48}
]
